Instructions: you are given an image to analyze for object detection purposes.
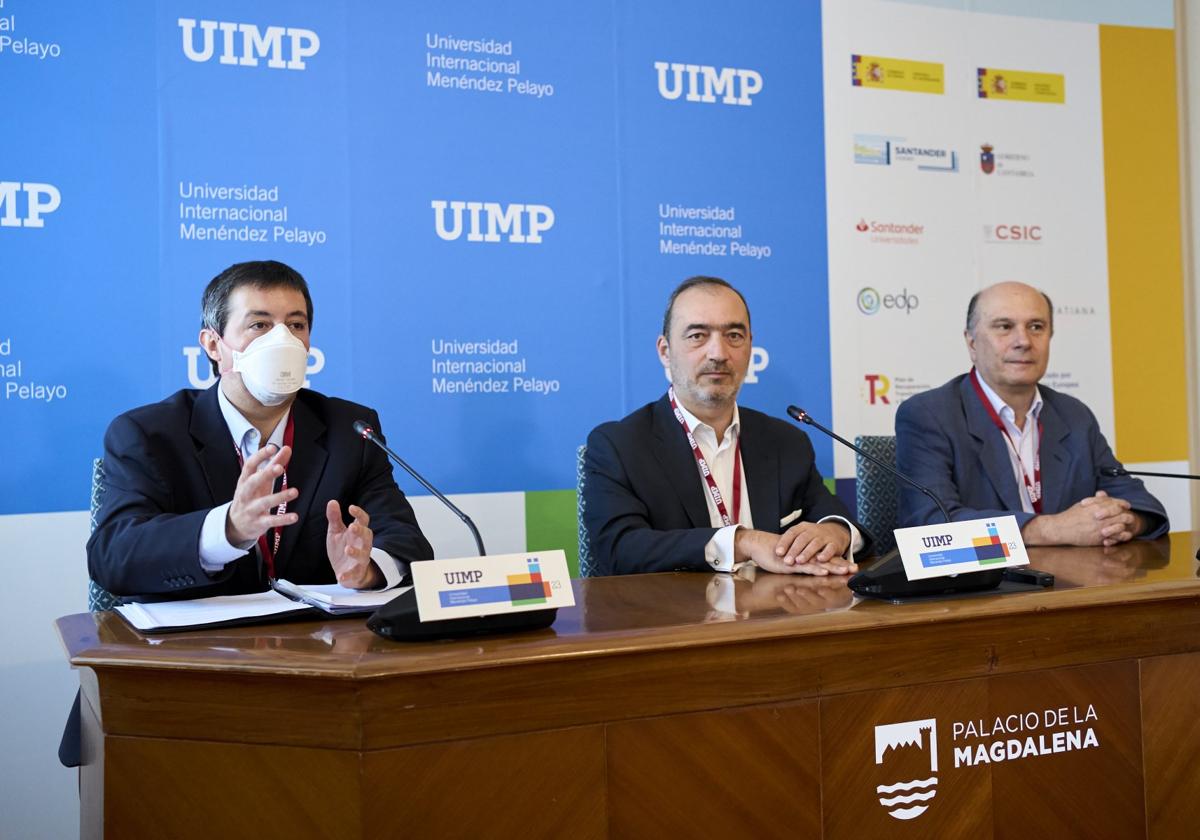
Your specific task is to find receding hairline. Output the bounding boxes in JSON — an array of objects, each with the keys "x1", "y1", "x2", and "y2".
[
  {"x1": 662, "y1": 276, "x2": 751, "y2": 338},
  {"x1": 966, "y1": 283, "x2": 1054, "y2": 333}
]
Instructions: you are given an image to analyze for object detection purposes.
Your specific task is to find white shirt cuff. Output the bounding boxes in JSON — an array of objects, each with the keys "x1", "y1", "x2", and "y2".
[
  {"x1": 817, "y1": 515, "x2": 863, "y2": 560},
  {"x1": 199, "y1": 503, "x2": 255, "y2": 572},
  {"x1": 704, "y1": 524, "x2": 742, "y2": 572},
  {"x1": 370, "y1": 546, "x2": 408, "y2": 591}
]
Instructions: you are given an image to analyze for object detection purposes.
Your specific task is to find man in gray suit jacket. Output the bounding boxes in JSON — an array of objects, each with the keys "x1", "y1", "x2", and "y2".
[{"x1": 896, "y1": 281, "x2": 1167, "y2": 545}]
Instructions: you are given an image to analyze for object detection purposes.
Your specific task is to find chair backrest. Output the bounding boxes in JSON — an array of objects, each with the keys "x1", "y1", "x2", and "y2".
[
  {"x1": 88, "y1": 458, "x2": 119, "y2": 612},
  {"x1": 575, "y1": 445, "x2": 597, "y2": 577},
  {"x1": 854, "y1": 435, "x2": 899, "y2": 555}
]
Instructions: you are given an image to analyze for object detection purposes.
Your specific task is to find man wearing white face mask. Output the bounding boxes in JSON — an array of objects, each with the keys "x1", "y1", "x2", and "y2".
[{"x1": 87, "y1": 260, "x2": 434, "y2": 599}]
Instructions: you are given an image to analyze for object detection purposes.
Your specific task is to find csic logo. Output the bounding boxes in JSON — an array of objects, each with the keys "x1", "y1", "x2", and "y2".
[
  {"x1": 983, "y1": 223, "x2": 1042, "y2": 243},
  {"x1": 874, "y1": 719, "x2": 939, "y2": 821},
  {"x1": 178, "y1": 18, "x2": 320, "y2": 70},
  {"x1": 857, "y1": 287, "x2": 918, "y2": 315},
  {"x1": 183, "y1": 345, "x2": 325, "y2": 389},
  {"x1": 863, "y1": 373, "x2": 890, "y2": 404},
  {"x1": 0, "y1": 182, "x2": 61, "y2": 228},
  {"x1": 432, "y1": 200, "x2": 555, "y2": 244},
  {"x1": 654, "y1": 62, "x2": 762, "y2": 106}
]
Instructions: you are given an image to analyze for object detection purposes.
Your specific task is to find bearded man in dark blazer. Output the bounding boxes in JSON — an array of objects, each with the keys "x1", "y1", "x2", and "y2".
[{"x1": 583, "y1": 276, "x2": 870, "y2": 577}]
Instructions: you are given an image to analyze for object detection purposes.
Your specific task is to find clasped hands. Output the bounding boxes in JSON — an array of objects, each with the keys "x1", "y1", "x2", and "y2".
[
  {"x1": 734, "y1": 521, "x2": 856, "y2": 576},
  {"x1": 1022, "y1": 490, "x2": 1144, "y2": 547},
  {"x1": 223, "y1": 443, "x2": 382, "y2": 588}
]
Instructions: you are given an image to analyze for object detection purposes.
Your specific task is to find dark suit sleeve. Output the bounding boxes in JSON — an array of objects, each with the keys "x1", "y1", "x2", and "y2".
[
  {"x1": 582, "y1": 425, "x2": 716, "y2": 576},
  {"x1": 356, "y1": 413, "x2": 434, "y2": 565},
  {"x1": 778, "y1": 426, "x2": 873, "y2": 558},
  {"x1": 895, "y1": 395, "x2": 1035, "y2": 528},
  {"x1": 86, "y1": 413, "x2": 239, "y2": 597},
  {"x1": 1086, "y1": 415, "x2": 1169, "y2": 539}
]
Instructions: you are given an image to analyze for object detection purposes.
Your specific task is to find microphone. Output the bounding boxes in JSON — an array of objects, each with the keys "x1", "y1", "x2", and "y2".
[
  {"x1": 1101, "y1": 466, "x2": 1200, "y2": 480},
  {"x1": 786, "y1": 405, "x2": 951, "y2": 523},
  {"x1": 353, "y1": 419, "x2": 486, "y2": 556}
]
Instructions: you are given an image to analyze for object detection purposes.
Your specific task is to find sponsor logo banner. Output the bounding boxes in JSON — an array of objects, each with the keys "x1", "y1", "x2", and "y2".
[
  {"x1": 977, "y1": 67, "x2": 1065, "y2": 103},
  {"x1": 855, "y1": 216, "x2": 925, "y2": 245},
  {"x1": 983, "y1": 223, "x2": 1042, "y2": 243},
  {"x1": 857, "y1": 287, "x2": 919, "y2": 315},
  {"x1": 854, "y1": 135, "x2": 957, "y2": 172},
  {"x1": 851, "y1": 54, "x2": 944, "y2": 94},
  {"x1": 979, "y1": 143, "x2": 1037, "y2": 178}
]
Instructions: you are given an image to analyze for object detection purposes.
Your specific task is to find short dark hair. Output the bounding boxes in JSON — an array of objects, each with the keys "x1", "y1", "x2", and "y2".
[
  {"x1": 965, "y1": 286, "x2": 1054, "y2": 333},
  {"x1": 201, "y1": 260, "x2": 314, "y2": 375},
  {"x1": 661, "y1": 276, "x2": 751, "y2": 338}
]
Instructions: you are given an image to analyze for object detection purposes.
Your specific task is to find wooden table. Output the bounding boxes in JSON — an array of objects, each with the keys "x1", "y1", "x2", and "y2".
[{"x1": 59, "y1": 534, "x2": 1200, "y2": 839}]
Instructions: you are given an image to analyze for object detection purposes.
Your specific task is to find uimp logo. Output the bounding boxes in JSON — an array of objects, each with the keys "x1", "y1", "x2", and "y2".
[
  {"x1": 183, "y1": 345, "x2": 324, "y2": 389},
  {"x1": 984, "y1": 223, "x2": 1041, "y2": 242},
  {"x1": 178, "y1": 18, "x2": 320, "y2": 70},
  {"x1": 919, "y1": 521, "x2": 1014, "y2": 570},
  {"x1": 742, "y1": 346, "x2": 770, "y2": 384},
  {"x1": 431, "y1": 201, "x2": 555, "y2": 244},
  {"x1": 654, "y1": 62, "x2": 762, "y2": 106},
  {"x1": 863, "y1": 373, "x2": 890, "y2": 404},
  {"x1": 858, "y1": 287, "x2": 918, "y2": 315},
  {"x1": 0, "y1": 182, "x2": 61, "y2": 228},
  {"x1": 874, "y1": 719, "x2": 939, "y2": 821}
]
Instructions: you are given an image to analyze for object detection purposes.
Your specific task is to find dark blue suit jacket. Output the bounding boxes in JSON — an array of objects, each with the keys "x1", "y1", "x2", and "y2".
[
  {"x1": 87, "y1": 385, "x2": 433, "y2": 599},
  {"x1": 583, "y1": 395, "x2": 868, "y2": 576},
  {"x1": 895, "y1": 374, "x2": 1168, "y2": 537}
]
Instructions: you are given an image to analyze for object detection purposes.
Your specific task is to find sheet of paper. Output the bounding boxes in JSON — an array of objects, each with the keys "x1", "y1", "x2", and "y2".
[{"x1": 116, "y1": 591, "x2": 306, "y2": 631}]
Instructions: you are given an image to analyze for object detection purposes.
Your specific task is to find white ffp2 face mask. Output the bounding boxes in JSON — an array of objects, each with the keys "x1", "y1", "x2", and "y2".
[{"x1": 230, "y1": 323, "x2": 309, "y2": 406}]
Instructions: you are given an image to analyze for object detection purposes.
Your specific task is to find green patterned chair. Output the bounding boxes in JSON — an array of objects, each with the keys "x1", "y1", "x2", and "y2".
[
  {"x1": 575, "y1": 445, "x2": 596, "y2": 577},
  {"x1": 62, "y1": 458, "x2": 118, "y2": 768},
  {"x1": 88, "y1": 458, "x2": 119, "y2": 611},
  {"x1": 854, "y1": 435, "x2": 899, "y2": 555}
]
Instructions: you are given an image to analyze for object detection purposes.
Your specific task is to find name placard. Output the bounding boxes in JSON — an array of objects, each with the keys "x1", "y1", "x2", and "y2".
[
  {"x1": 893, "y1": 516, "x2": 1028, "y2": 581},
  {"x1": 410, "y1": 550, "x2": 575, "y2": 622}
]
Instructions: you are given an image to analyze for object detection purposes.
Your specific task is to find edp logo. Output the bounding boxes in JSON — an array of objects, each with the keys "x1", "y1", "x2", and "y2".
[{"x1": 178, "y1": 18, "x2": 320, "y2": 70}]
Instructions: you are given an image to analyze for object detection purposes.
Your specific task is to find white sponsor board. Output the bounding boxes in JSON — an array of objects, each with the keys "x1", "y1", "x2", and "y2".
[{"x1": 822, "y1": 0, "x2": 1115, "y2": 478}]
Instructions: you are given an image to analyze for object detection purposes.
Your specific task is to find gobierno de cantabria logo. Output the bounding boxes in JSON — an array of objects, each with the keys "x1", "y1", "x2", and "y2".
[{"x1": 874, "y1": 718, "x2": 938, "y2": 821}]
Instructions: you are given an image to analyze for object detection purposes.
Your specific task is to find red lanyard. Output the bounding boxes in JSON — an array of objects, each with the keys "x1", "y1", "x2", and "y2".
[
  {"x1": 968, "y1": 368, "x2": 1042, "y2": 513},
  {"x1": 669, "y1": 388, "x2": 742, "y2": 526},
  {"x1": 232, "y1": 411, "x2": 296, "y2": 579}
]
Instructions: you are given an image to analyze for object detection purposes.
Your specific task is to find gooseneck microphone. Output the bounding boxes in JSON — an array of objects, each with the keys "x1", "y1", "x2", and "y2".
[
  {"x1": 353, "y1": 419, "x2": 487, "y2": 556},
  {"x1": 1101, "y1": 466, "x2": 1200, "y2": 481},
  {"x1": 786, "y1": 405, "x2": 951, "y2": 523}
]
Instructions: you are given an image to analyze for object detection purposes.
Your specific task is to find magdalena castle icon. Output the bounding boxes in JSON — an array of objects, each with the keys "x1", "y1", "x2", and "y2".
[{"x1": 874, "y1": 718, "x2": 939, "y2": 821}]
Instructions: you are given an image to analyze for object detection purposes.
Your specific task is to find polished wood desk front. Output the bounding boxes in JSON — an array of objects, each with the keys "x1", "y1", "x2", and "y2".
[{"x1": 60, "y1": 535, "x2": 1200, "y2": 839}]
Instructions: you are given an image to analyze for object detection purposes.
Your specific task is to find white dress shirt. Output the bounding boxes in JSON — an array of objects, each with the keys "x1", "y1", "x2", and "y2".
[
  {"x1": 673, "y1": 400, "x2": 862, "y2": 572},
  {"x1": 974, "y1": 375, "x2": 1044, "y2": 514},
  {"x1": 198, "y1": 386, "x2": 405, "y2": 589}
]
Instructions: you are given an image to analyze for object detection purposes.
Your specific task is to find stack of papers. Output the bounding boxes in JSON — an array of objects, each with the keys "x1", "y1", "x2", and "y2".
[{"x1": 114, "y1": 582, "x2": 411, "y2": 633}]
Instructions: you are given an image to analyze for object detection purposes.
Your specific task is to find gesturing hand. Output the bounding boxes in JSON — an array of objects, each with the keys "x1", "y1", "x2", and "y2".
[
  {"x1": 225, "y1": 444, "x2": 299, "y2": 546},
  {"x1": 326, "y1": 501, "x2": 382, "y2": 589}
]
